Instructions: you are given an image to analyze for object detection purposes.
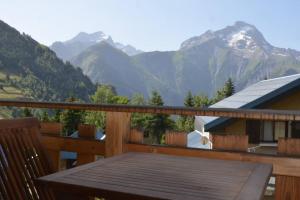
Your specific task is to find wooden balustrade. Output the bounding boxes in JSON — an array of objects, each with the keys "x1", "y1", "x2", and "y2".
[
  {"x1": 77, "y1": 124, "x2": 97, "y2": 165},
  {"x1": 1, "y1": 100, "x2": 300, "y2": 199},
  {"x1": 0, "y1": 99, "x2": 300, "y2": 120},
  {"x1": 276, "y1": 138, "x2": 300, "y2": 200},
  {"x1": 212, "y1": 135, "x2": 248, "y2": 151},
  {"x1": 165, "y1": 131, "x2": 187, "y2": 147},
  {"x1": 40, "y1": 122, "x2": 62, "y2": 171},
  {"x1": 129, "y1": 129, "x2": 144, "y2": 143}
]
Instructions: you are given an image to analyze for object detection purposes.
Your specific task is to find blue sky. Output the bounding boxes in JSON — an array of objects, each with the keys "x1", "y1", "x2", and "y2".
[{"x1": 1, "y1": 0, "x2": 300, "y2": 51}]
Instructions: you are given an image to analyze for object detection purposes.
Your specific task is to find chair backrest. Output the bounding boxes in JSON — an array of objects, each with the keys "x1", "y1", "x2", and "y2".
[{"x1": 0, "y1": 117, "x2": 55, "y2": 200}]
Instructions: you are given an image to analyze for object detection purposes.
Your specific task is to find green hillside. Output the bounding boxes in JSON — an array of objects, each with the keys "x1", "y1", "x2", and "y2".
[{"x1": 0, "y1": 20, "x2": 96, "y2": 102}]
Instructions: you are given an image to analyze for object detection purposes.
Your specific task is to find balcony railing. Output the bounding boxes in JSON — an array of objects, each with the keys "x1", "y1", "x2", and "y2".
[{"x1": 0, "y1": 99, "x2": 300, "y2": 200}]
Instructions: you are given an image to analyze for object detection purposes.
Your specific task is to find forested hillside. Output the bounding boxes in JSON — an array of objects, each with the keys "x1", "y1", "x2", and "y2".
[{"x1": 0, "y1": 20, "x2": 96, "y2": 102}]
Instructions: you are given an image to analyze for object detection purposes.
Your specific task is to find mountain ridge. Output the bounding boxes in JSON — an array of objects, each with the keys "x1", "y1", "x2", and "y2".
[
  {"x1": 58, "y1": 21, "x2": 300, "y2": 105},
  {"x1": 50, "y1": 31, "x2": 143, "y2": 61}
]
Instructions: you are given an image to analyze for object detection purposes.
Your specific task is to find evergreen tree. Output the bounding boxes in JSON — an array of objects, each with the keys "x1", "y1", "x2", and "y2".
[
  {"x1": 41, "y1": 110, "x2": 50, "y2": 122},
  {"x1": 22, "y1": 108, "x2": 33, "y2": 117},
  {"x1": 143, "y1": 91, "x2": 174, "y2": 144},
  {"x1": 212, "y1": 78, "x2": 235, "y2": 103},
  {"x1": 184, "y1": 91, "x2": 194, "y2": 107},
  {"x1": 193, "y1": 94, "x2": 211, "y2": 108},
  {"x1": 223, "y1": 78, "x2": 235, "y2": 97},
  {"x1": 130, "y1": 93, "x2": 146, "y2": 129},
  {"x1": 52, "y1": 109, "x2": 62, "y2": 122},
  {"x1": 176, "y1": 91, "x2": 195, "y2": 132},
  {"x1": 61, "y1": 97, "x2": 85, "y2": 136}
]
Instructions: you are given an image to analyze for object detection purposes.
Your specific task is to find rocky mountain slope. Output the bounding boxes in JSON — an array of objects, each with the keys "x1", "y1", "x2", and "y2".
[{"x1": 62, "y1": 21, "x2": 300, "y2": 105}]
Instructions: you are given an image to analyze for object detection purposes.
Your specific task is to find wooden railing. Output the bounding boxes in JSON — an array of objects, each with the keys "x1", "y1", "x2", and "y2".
[{"x1": 1, "y1": 99, "x2": 300, "y2": 200}]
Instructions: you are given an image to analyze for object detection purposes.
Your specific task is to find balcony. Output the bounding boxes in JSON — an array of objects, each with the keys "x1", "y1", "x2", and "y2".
[{"x1": 0, "y1": 100, "x2": 299, "y2": 200}]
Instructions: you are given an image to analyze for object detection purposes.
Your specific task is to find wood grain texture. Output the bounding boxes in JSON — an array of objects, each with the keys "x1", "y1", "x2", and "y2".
[
  {"x1": 126, "y1": 143, "x2": 300, "y2": 178},
  {"x1": 0, "y1": 117, "x2": 55, "y2": 200},
  {"x1": 129, "y1": 129, "x2": 144, "y2": 144},
  {"x1": 40, "y1": 122, "x2": 63, "y2": 135},
  {"x1": 276, "y1": 138, "x2": 300, "y2": 200},
  {"x1": 212, "y1": 135, "x2": 248, "y2": 151},
  {"x1": 38, "y1": 152, "x2": 272, "y2": 200},
  {"x1": 40, "y1": 122, "x2": 62, "y2": 171},
  {"x1": 41, "y1": 135, "x2": 105, "y2": 155},
  {"x1": 77, "y1": 124, "x2": 96, "y2": 166},
  {"x1": 165, "y1": 131, "x2": 187, "y2": 147},
  {"x1": 105, "y1": 112, "x2": 131, "y2": 157},
  {"x1": 278, "y1": 138, "x2": 300, "y2": 156}
]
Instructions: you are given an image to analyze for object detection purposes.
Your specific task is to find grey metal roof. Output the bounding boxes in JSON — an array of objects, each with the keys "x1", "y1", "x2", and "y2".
[{"x1": 197, "y1": 73, "x2": 300, "y2": 130}]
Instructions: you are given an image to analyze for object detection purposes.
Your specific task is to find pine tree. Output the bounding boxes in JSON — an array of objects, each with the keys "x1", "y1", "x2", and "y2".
[
  {"x1": 22, "y1": 108, "x2": 33, "y2": 117},
  {"x1": 52, "y1": 109, "x2": 62, "y2": 122},
  {"x1": 130, "y1": 93, "x2": 146, "y2": 129},
  {"x1": 176, "y1": 91, "x2": 195, "y2": 132},
  {"x1": 213, "y1": 78, "x2": 235, "y2": 103},
  {"x1": 61, "y1": 97, "x2": 85, "y2": 136},
  {"x1": 223, "y1": 78, "x2": 235, "y2": 97},
  {"x1": 193, "y1": 94, "x2": 211, "y2": 108},
  {"x1": 184, "y1": 91, "x2": 194, "y2": 107},
  {"x1": 144, "y1": 91, "x2": 174, "y2": 144},
  {"x1": 41, "y1": 110, "x2": 50, "y2": 122}
]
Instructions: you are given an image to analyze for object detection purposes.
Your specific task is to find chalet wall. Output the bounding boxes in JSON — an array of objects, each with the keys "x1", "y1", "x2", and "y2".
[
  {"x1": 224, "y1": 119, "x2": 246, "y2": 135},
  {"x1": 267, "y1": 89, "x2": 300, "y2": 110}
]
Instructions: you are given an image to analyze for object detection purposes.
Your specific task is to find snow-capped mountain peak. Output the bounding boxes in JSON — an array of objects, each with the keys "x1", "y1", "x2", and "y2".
[
  {"x1": 50, "y1": 31, "x2": 143, "y2": 60},
  {"x1": 180, "y1": 21, "x2": 271, "y2": 52},
  {"x1": 66, "y1": 31, "x2": 110, "y2": 44}
]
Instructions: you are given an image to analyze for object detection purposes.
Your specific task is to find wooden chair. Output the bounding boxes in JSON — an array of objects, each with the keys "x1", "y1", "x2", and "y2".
[{"x1": 0, "y1": 117, "x2": 55, "y2": 200}]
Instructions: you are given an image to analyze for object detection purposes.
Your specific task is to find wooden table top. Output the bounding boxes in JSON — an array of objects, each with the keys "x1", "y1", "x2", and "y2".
[{"x1": 37, "y1": 152, "x2": 272, "y2": 200}]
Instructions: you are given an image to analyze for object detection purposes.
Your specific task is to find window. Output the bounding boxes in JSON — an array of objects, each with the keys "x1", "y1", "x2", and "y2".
[
  {"x1": 291, "y1": 122, "x2": 300, "y2": 138},
  {"x1": 260, "y1": 121, "x2": 287, "y2": 142},
  {"x1": 274, "y1": 122, "x2": 285, "y2": 141},
  {"x1": 262, "y1": 121, "x2": 273, "y2": 142}
]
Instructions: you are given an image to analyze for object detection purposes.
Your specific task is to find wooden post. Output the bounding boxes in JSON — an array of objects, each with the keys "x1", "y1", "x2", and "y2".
[
  {"x1": 40, "y1": 122, "x2": 62, "y2": 171},
  {"x1": 105, "y1": 112, "x2": 131, "y2": 157},
  {"x1": 276, "y1": 138, "x2": 300, "y2": 200},
  {"x1": 165, "y1": 131, "x2": 187, "y2": 147},
  {"x1": 129, "y1": 129, "x2": 144, "y2": 144},
  {"x1": 77, "y1": 124, "x2": 96, "y2": 166}
]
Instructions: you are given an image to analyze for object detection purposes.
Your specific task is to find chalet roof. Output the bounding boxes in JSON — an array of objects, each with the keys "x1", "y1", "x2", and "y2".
[{"x1": 196, "y1": 73, "x2": 300, "y2": 131}]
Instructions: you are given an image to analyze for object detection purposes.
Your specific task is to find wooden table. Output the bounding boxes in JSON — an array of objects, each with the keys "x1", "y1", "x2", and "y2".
[{"x1": 37, "y1": 152, "x2": 272, "y2": 200}]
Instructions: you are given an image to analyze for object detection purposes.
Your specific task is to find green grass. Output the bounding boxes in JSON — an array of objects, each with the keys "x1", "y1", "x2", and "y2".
[
  {"x1": 0, "y1": 71, "x2": 21, "y2": 81},
  {"x1": 0, "y1": 86, "x2": 25, "y2": 99}
]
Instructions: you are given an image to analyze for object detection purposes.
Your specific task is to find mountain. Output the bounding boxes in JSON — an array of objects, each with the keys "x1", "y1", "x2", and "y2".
[
  {"x1": 0, "y1": 20, "x2": 96, "y2": 102},
  {"x1": 72, "y1": 42, "x2": 148, "y2": 95},
  {"x1": 71, "y1": 21, "x2": 300, "y2": 105},
  {"x1": 50, "y1": 31, "x2": 143, "y2": 61}
]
